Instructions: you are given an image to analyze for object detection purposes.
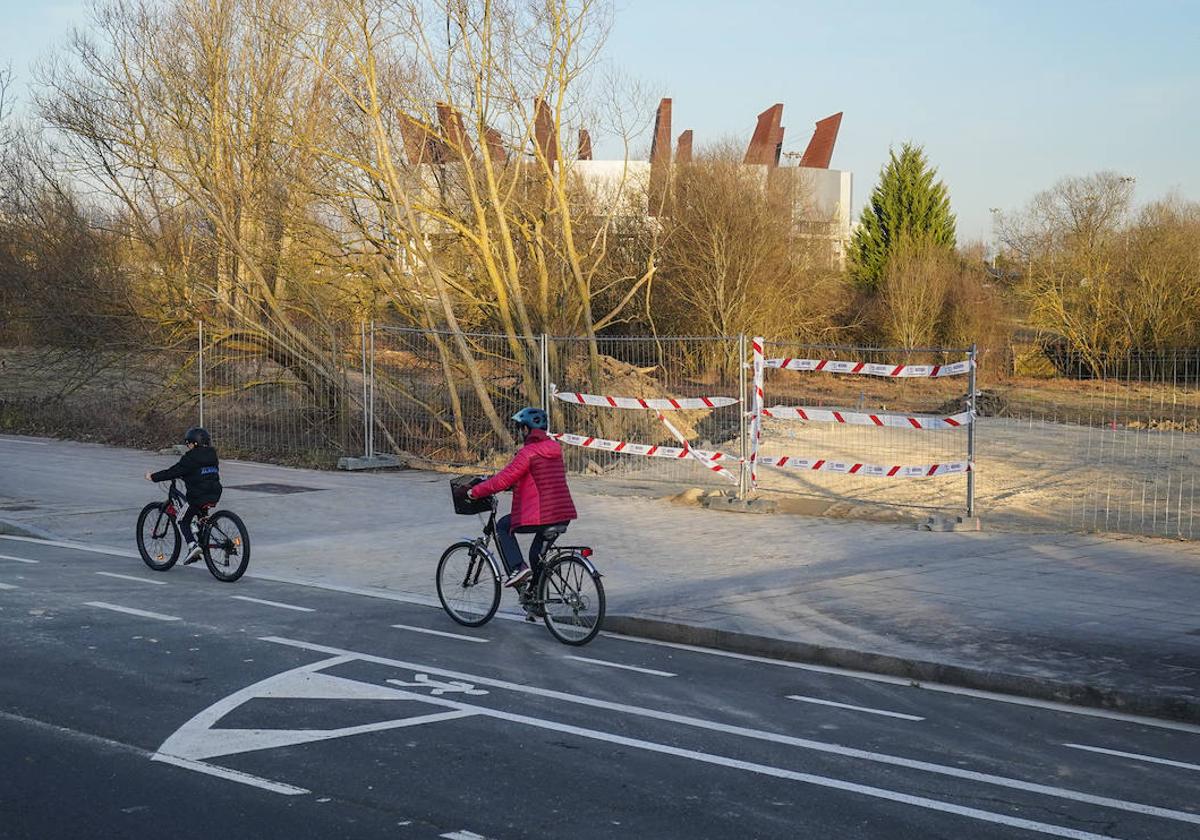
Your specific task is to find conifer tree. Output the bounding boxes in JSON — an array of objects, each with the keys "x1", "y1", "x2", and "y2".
[{"x1": 850, "y1": 143, "x2": 956, "y2": 289}]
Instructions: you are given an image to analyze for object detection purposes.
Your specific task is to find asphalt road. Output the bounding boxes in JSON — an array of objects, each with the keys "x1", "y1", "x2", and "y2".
[{"x1": 1, "y1": 534, "x2": 1199, "y2": 840}]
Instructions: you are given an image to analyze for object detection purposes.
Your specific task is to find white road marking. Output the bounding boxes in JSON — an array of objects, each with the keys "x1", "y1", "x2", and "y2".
[
  {"x1": 391, "y1": 624, "x2": 489, "y2": 643},
  {"x1": 0, "y1": 582, "x2": 17, "y2": 590},
  {"x1": 0, "y1": 553, "x2": 38, "y2": 564},
  {"x1": 86, "y1": 602, "x2": 181, "y2": 622},
  {"x1": 565, "y1": 655, "x2": 676, "y2": 677},
  {"x1": 381, "y1": 680, "x2": 1125, "y2": 840},
  {"x1": 231, "y1": 595, "x2": 314, "y2": 613},
  {"x1": 261, "y1": 636, "x2": 1200, "y2": 828},
  {"x1": 0, "y1": 535, "x2": 137, "y2": 559},
  {"x1": 787, "y1": 694, "x2": 924, "y2": 721},
  {"x1": 1064, "y1": 743, "x2": 1200, "y2": 773},
  {"x1": 603, "y1": 632, "x2": 1200, "y2": 735},
  {"x1": 96, "y1": 571, "x2": 167, "y2": 586},
  {"x1": 7, "y1": 534, "x2": 1195, "y2": 734},
  {"x1": 151, "y1": 754, "x2": 310, "y2": 795},
  {"x1": 441, "y1": 832, "x2": 493, "y2": 840}
]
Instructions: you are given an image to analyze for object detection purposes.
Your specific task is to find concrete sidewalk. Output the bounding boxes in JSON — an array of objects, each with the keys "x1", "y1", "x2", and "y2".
[{"x1": 2, "y1": 433, "x2": 1199, "y2": 721}]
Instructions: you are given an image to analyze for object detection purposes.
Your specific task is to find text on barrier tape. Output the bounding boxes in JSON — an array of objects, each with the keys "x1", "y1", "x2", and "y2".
[
  {"x1": 762, "y1": 406, "x2": 973, "y2": 430},
  {"x1": 553, "y1": 389, "x2": 737, "y2": 410},
  {"x1": 764, "y1": 358, "x2": 973, "y2": 378},
  {"x1": 757, "y1": 456, "x2": 972, "y2": 477},
  {"x1": 552, "y1": 433, "x2": 734, "y2": 462}
]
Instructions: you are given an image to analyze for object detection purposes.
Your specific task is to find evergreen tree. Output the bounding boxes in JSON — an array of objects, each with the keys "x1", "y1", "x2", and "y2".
[{"x1": 850, "y1": 143, "x2": 956, "y2": 289}]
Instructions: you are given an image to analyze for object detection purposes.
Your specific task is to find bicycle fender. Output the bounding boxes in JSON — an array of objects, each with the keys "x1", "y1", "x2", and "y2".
[
  {"x1": 560, "y1": 551, "x2": 602, "y2": 578},
  {"x1": 454, "y1": 539, "x2": 502, "y2": 580}
]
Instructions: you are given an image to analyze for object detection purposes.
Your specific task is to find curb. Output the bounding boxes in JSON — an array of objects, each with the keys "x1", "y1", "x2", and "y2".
[{"x1": 602, "y1": 615, "x2": 1200, "y2": 725}]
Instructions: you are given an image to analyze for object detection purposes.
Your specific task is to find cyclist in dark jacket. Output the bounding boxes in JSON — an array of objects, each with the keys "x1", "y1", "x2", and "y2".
[{"x1": 145, "y1": 426, "x2": 222, "y2": 564}]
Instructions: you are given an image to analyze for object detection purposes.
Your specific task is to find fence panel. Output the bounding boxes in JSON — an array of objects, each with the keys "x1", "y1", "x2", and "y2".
[
  {"x1": 546, "y1": 335, "x2": 744, "y2": 489},
  {"x1": 370, "y1": 325, "x2": 536, "y2": 468},
  {"x1": 981, "y1": 349, "x2": 1200, "y2": 538},
  {"x1": 199, "y1": 320, "x2": 361, "y2": 465},
  {"x1": 0, "y1": 317, "x2": 196, "y2": 449},
  {"x1": 753, "y1": 342, "x2": 973, "y2": 512}
]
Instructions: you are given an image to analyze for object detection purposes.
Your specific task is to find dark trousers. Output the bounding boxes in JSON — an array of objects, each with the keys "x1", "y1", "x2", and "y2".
[
  {"x1": 179, "y1": 504, "x2": 202, "y2": 546},
  {"x1": 495, "y1": 515, "x2": 568, "y2": 574},
  {"x1": 179, "y1": 496, "x2": 218, "y2": 546}
]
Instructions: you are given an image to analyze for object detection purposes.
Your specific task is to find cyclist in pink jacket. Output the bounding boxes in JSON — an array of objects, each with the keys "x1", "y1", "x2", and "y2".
[{"x1": 468, "y1": 407, "x2": 578, "y2": 587}]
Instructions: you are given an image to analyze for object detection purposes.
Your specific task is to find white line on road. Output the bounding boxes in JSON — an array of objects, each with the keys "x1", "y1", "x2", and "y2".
[
  {"x1": 261, "y1": 635, "x2": 1200, "y2": 828},
  {"x1": 603, "y1": 632, "x2": 1200, "y2": 735},
  {"x1": 96, "y1": 571, "x2": 167, "y2": 586},
  {"x1": 0, "y1": 582, "x2": 17, "y2": 590},
  {"x1": 85, "y1": 602, "x2": 181, "y2": 622},
  {"x1": 0, "y1": 553, "x2": 39, "y2": 564},
  {"x1": 565, "y1": 655, "x2": 676, "y2": 677},
  {"x1": 380, "y1": 682, "x2": 1125, "y2": 840},
  {"x1": 391, "y1": 624, "x2": 489, "y2": 643},
  {"x1": 787, "y1": 694, "x2": 924, "y2": 721},
  {"x1": 1064, "y1": 743, "x2": 1200, "y2": 773},
  {"x1": 151, "y1": 754, "x2": 311, "y2": 795},
  {"x1": 231, "y1": 595, "x2": 314, "y2": 613},
  {"x1": 0, "y1": 535, "x2": 137, "y2": 559},
  {"x1": 441, "y1": 832, "x2": 494, "y2": 840}
]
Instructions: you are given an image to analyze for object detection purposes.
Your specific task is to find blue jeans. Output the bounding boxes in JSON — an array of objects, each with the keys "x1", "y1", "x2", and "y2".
[{"x1": 495, "y1": 515, "x2": 567, "y2": 574}]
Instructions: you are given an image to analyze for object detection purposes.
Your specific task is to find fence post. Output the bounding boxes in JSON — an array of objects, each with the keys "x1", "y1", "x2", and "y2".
[
  {"x1": 198, "y1": 320, "x2": 205, "y2": 428},
  {"x1": 738, "y1": 334, "x2": 748, "y2": 499},
  {"x1": 967, "y1": 342, "x2": 978, "y2": 517},
  {"x1": 539, "y1": 334, "x2": 551, "y2": 415},
  {"x1": 360, "y1": 320, "x2": 369, "y2": 458},
  {"x1": 369, "y1": 320, "x2": 376, "y2": 459}
]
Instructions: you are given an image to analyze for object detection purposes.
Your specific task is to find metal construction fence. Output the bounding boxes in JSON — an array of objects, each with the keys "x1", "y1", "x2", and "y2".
[{"x1": 3, "y1": 318, "x2": 1200, "y2": 539}]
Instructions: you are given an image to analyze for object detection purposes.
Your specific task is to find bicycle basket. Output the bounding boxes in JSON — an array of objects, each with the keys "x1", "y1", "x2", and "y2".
[{"x1": 450, "y1": 475, "x2": 491, "y2": 515}]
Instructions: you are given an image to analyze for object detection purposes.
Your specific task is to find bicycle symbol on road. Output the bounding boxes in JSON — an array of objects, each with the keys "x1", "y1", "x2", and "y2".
[{"x1": 387, "y1": 674, "x2": 489, "y2": 696}]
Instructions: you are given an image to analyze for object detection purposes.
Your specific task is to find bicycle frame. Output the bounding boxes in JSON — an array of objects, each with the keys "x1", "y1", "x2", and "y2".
[{"x1": 463, "y1": 498, "x2": 601, "y2": 593}]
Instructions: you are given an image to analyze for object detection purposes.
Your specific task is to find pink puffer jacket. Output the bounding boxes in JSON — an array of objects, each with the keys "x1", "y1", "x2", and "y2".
[{"x1": 471, "y1": 429, "x2": 577, "y2": 529}]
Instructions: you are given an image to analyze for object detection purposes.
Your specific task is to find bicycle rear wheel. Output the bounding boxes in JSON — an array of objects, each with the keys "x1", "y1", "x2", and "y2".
[
  {"x1": 202, "y1": 511, "x2": 250, "y2": 582},
  {"x1": 436, "y1": 541, "x2": 500, "y2": 627},
  {"x1": 136, "y1": 503, "x2": 180, "y2": 571},
  {"x1": 539, "y1": 555, "x2": 605, "y2": 645}
]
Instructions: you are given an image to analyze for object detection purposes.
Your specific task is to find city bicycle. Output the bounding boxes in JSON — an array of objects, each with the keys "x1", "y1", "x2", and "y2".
[
  {"x1": 437, "y1": 476, "x2": 605, "y2": 645},
  {"x1": 136, "y1": 479, "x2": 251, "y2": 582}
]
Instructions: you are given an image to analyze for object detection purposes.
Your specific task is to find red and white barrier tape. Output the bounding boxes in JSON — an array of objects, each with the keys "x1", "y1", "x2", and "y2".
[
  {"x1": 552, "y1": 432, "x2": 969, "y2": 479},
  {"x1": 762, "y1": 406, "x2": 973, "y2": 430},
  {"x1": 552, "y1": 433, "x2": 734, "y2": 464},
  {"x1": 758, "y1": 456, "x2": 972, "y2": 478},
  {"x1": 764, "y1": 357, "x2": 972, "y2": 378},
  {"x1": 655, "y1": 411, "x2": 739, "y2": 484},
  {"x1": 552, "y1": 389, "x2": 737, "y2": 411}
]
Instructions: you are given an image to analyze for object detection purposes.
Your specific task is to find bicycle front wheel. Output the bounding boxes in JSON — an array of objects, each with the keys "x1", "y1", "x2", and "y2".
[
  {"x1": 136, "y1": 502, "x2": 179, "y2": 572},
  {"x1": 540, "y1": 556, "x2": 605, "y2": 645},
  {"x1": 202, "y1": 511, "x2": 250, "y2": 582},
  {"x1": 436, "y1": 541, "x2": 500, "y2": 627}
]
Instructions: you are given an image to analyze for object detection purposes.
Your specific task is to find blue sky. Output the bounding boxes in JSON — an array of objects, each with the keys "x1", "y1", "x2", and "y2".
[{"x1": 4, "y1": 1, "x2": 1198, "y2": 241}]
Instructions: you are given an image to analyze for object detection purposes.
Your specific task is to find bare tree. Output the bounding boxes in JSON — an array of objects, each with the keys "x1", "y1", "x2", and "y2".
[{"x1": 651, "y1": 144, "x2": 845, "y2": 370}]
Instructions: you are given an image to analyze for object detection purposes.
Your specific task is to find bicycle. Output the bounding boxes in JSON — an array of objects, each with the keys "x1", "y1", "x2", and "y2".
[
  {"x1": 436, "y1": 476, "x2": 605, "y2": 645},
  {"x1": 136, "y1": 479, "x2": 251, "y2": 582}
]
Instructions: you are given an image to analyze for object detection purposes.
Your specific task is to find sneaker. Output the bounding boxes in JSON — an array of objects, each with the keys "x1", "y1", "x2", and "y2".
[
  {"x1": 503, "y1": 564, "x2": 532, "y2": 588},
  {"x1": 182, "y1": 543, "x2": 203, "y2": 565}
]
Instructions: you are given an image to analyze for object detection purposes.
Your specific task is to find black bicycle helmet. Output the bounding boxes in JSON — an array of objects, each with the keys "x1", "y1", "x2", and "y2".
[
  {"x1": 184, "y1": 426, "x2": 212, "y2": 446},
  {"x1": 511, "y1": 407, "x2": 548, "y2": 431}
]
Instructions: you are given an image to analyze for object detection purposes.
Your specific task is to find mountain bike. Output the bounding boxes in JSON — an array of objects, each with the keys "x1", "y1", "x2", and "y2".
[
  {"x1": 437, "y1": 476, "x2": 605, "y2": 645},
  {"x1": 136, "y1": 479, "x2": 251, "y2": 582}
]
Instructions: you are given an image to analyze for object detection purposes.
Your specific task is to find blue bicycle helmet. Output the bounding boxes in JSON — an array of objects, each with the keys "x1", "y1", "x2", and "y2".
[{"x1": 511, "y1": 407, "x2": 548, "y2": 431}]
